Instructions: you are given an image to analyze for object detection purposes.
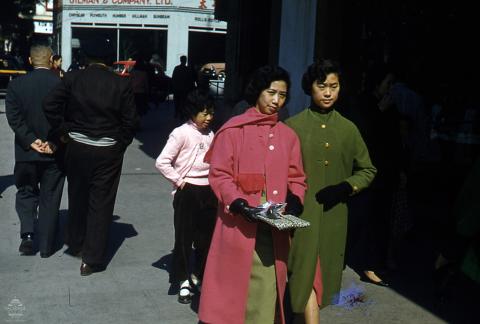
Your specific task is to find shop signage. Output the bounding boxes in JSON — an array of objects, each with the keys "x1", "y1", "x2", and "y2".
[
  {"x1": 68, "y1": 11, "x2": 171, "y2": 20},
  {"x1": 65, "y1": 0, "x2": 216, "y2": 8}
]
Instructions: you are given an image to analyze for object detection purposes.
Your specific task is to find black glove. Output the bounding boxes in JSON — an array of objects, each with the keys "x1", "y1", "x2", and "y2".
[
  {"x1": 229, "y1": 198, "x2": 260, "y2": 222},
  {"x1": 285, "y1": 190, "x2": 303, "y2": 216},
  {"x1": 315, "y1": 182, "x2": 352, "y2": 211}
]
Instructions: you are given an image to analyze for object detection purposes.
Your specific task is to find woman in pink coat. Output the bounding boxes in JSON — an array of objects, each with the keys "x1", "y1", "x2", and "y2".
[{"x1": 198, "y1": 66, "x2": 307, "y2": 324}]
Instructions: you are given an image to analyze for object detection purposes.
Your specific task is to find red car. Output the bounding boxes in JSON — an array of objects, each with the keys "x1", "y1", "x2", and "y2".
[{"x1": 112, "y1": 60, "x2": 136, "y2": 77}]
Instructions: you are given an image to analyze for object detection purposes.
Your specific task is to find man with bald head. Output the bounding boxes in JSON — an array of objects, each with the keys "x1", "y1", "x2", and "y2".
[{"x1": 5, "y1": 44, "x2": 65, "y2": 258}]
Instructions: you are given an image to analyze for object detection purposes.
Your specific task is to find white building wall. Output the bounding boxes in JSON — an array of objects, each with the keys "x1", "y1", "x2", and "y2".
[
  {"x1": 61, "y1": 21, "x2": 72, "y2": 67},
  {"x1": 165, "y1": 13, "x2": 189, "y2": 75}
]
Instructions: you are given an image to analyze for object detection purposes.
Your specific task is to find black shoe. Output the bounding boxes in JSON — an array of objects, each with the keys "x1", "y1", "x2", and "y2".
[
  {"x1": 360, "y1": 272, "x2": 390, "y2": 287},
  {"x1": 80, "y1": 262, "x2": 94, "y2": 276},
  {"x1": 178, "y1": 291, "x2": 192, "y2": 304},
  {"x1": 19, "y1": 234, "x2": 34, "y2": 255},
  {"x1": 178, "y1": 281, "x2": 192, "y2": 304}
]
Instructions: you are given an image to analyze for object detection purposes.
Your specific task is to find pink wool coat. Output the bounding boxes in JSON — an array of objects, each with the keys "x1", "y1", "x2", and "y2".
[{"x1": 198, "y1": 109, "x2": 306, "y2": 324}]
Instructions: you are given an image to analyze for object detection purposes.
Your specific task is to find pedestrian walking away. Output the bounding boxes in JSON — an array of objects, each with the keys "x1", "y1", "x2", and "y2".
[
  {"x1": 43, "y1": 35, "x2": 139, "y2": 276},
  {"x1": 171, "y1": 55, "x2": 196, "y2": 119},
  {"x1": 5, "y1": 44, "x2": 65, "y2": 258}
]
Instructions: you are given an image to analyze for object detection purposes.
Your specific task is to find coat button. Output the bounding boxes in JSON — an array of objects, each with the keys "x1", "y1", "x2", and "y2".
[
  {"x1": 273, "y1": 190, "x2": 278, "y2": 195},
  {"x1": 269, "y1": 145, "x2": 275, "y2": 150},
  {"x1": 269, "y1": 133, "x2": 274, "y2": 138},
  {"x1": 325, "y1": 142, "x2": 330, "y2": 148},
  {"x1": 321, "y1": 124, "x2": 326, "y2": 129},
  {"x1": 324, "y1": 160, "x2": 329, "y2": 166}
]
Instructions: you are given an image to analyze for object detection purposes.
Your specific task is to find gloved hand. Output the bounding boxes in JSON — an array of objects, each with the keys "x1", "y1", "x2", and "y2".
[
  {"x1": 285, "y1": 190, "x2": 303, "y2": 216},
  {"x1": 315, "y1": 181, "x2": 352, "y2": 211},
  {"x1": 229, "y1": 198, "x2": 260, "y2": 222}
]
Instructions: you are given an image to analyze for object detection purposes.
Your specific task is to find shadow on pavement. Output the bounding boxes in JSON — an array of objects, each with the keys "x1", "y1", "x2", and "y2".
[
  {"x1": 152, "y1": 253, "x2": 178, "y2": 296},
  {"x1": 152, "y1": 252, "x2": 202, "y2": 313},
  {"x1": 104, "y1": 215, "x2": 138, "y2": 267}
]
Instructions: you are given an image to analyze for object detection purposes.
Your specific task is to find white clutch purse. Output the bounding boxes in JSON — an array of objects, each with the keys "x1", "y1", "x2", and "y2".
[{"x1": 251, "y1": 202, "x2": 310, "y2": 230}]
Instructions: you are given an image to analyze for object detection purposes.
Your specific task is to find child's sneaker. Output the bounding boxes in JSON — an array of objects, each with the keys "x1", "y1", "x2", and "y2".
[{"x1": 178, "y1": 280, "x2": 192, "y2": 304}]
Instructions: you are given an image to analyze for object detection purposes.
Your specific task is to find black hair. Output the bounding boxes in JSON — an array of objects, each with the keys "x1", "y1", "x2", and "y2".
[
  {"x1": 52, "y1": 54, "x2": 62, "y2": 61},
  {"x1": 244, "y1": 65, "x2": 291, "y2": 105},
  {"x1": 184, "y1": 89, "x2": 215, "y2": 118},
  {"x1": 301, "y1": 59, "x2": 341, "y2": 95}
]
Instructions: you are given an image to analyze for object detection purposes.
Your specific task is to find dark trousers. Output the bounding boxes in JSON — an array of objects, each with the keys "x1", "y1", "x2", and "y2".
[
  {"x1": 14, "y1": 161, "x2": 65, "y2": 253},
  {"x1": 171, "y1": 183, "x2": 217, "y2": 283},
  {"x1": 64, "y1": 141, "x2": 124, "y2": 265}
]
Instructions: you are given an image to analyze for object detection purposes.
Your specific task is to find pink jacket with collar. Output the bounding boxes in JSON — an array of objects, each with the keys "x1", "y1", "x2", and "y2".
[{"x1": 155, "y1": 120, "x2": 214, "y2": 189}]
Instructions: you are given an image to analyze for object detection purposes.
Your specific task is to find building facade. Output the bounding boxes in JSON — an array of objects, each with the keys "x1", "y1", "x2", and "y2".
[{"x1": 58, "y1": 0, "x2": 226, "y2": 75}]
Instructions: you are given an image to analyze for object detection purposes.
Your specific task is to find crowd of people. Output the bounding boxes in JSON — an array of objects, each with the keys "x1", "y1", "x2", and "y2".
[{"x1": 5, "y1": 40, "x2": 479, "y2": 324}]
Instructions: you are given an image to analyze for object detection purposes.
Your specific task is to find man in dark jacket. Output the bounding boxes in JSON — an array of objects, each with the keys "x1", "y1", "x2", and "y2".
[
  {"x1": 5, "y1": 45, "x2": 65, "y2": 258},
  {"x1": 43, "y1": 36, "x2": 139, "y2": 276},
  {"x1": 171, "y1": 55, "x2": 196, "y2": 119}
]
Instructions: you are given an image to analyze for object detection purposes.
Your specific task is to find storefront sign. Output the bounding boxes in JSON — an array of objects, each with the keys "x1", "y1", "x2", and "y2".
[
  {"x1": 34, "y1": 21, "x2": 54, "y2": 34},
  {"x1": 68, "y1": 11, "x2": 171, "y2": 20},
  {"x1": 65, "y1": 0, "x2": 215, "y2": 8}
]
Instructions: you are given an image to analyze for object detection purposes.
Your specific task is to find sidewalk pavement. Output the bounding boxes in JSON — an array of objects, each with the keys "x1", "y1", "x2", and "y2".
[{"x1": 0, "y1": 98, "x2": 447, "y2": 323}]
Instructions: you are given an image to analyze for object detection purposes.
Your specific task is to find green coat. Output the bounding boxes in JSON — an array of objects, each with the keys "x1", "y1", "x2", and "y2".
[{"x1": 286, "y1": 108, "x2": 377, "y2": 310}]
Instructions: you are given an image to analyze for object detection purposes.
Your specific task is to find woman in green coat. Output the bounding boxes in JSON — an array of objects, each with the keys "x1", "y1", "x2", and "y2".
[{"x1": 286, "y1": 59, "x2": 377, "y2": 323}]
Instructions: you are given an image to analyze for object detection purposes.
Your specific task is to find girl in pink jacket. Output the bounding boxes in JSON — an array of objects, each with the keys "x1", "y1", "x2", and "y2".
[
  {"x1": 199, "y1": 66, "x2": 306, "y2": 324},
  {"x1": 155, "y1": 89, "x2": 217, "y2": 304}
]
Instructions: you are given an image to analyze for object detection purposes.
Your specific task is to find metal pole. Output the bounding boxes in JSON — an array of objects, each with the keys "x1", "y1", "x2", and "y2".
[{"x1": 116, "y1": 28, "x2": 120, "y2": 61}]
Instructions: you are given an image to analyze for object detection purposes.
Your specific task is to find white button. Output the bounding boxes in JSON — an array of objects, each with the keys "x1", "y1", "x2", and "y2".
[
  {"x1": 269, "y1": 145, "x2": 274, "y2": 150},
  {"x1": 273, "y1": 190, "x2": 278, "y2": 195},
  {"x1": 269, "y1": 133, "x2": 274, "y2": 138},
  {"x1": 321, "y1": 124, "x2": 326, "y2": 129}
]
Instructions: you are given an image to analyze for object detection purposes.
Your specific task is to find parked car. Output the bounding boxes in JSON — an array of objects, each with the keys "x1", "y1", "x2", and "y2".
[
  {"x1": 199, "y1": 62, "x2": 225, "y2": 81},
  {"x1": 112, "y1": 60, "x2": 172, "y2": 103},
  {"x1": 198, "y1": 62, "x2": 225, "y2": 97},
  {"x1": 112, "y1": 60, "x2": 136, "y2": 77}
]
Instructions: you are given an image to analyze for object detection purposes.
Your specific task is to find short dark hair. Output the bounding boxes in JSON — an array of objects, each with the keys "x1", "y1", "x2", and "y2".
[
  {"x1": 302, "y1": 59, "x2": 341, "y2": 95},
  {"x1": 52, "y1": 54, "x2": 62, "y2": 61},
  {"x1": 244, "y1": 65, "x2": 291, "y2": 105},
  {"x1": 184, "y1": 89, "x2": 215, "y2": 118}
]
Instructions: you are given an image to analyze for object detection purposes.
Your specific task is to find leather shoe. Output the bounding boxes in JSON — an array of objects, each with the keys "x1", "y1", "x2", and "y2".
[
  {"x1": 178, "y1": 280, "x2": 192, "y2": 304},
  {"x1": 80, "y1": 262, "x2": 94, "y2": 276},
  {"x1": 19, "y1": 234, "x2": 34, "y2": 255},
  {"x1": 360, "y1": 273, "x2": 389, "y2": 287}
]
